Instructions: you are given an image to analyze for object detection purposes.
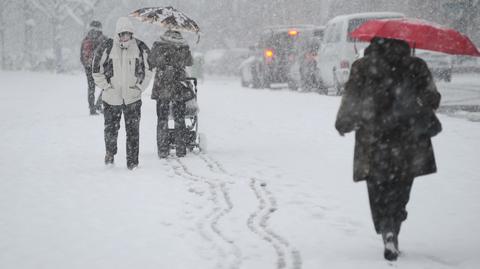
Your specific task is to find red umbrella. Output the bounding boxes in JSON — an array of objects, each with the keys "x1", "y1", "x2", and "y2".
[{"x1": 350, "y1": 18, "x2": 480, "y2": 57}]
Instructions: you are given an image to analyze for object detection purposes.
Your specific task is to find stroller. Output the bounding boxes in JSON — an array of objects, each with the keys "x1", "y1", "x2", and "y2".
[{"x1": 166, "y1": 77, "x2": 206, "y2": 152}]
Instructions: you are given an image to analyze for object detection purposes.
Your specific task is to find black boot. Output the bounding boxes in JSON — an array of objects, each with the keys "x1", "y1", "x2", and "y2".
[
  {"x1": 158, "y1": 150, "x2": 169, "y2": 159},
  {"x1": 105, "y1": 152, "x2": 114, "y2": 165},
  {"x1": 382, "y1": 232, "x2": 399, "y2": 261},
  {"x1": 96, "y1": 105, "x2": 104, "y2": 114},
  {"x1": 176, "y1": 146, "x2": 186, "y2": 157},
  {"x1": 127, "y1": 162, "x2": 138, "y2": 170}
]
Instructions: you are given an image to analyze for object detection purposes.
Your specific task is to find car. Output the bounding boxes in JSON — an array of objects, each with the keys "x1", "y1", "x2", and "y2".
[
  {"x1": 296, "y1": 26, "x2": 327, "y2": 93},
  {"x1": 317, "y1": 12, "x2": 405, "y2": 95},
  {"x1": 240, "y1": 25, "x2": 325, "y2": 90},
  {"x1": 416, "y1": 50, "x2": 453, "y2": 82},
  {"x1": 452, "y1": 55, "x2": 480, "y2": 73}
]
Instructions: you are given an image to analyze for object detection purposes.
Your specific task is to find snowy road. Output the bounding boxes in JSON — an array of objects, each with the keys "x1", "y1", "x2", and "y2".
[{"x1": 0, "y1": 71, "x2": 479, "y2": 269}]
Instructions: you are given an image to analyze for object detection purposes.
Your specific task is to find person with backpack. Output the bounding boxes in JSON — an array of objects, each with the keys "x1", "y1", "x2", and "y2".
[
  {"x1": 92, "y1": 17, "x2": 152, "y2": 170},
  {"x1": 80, "y1": 20, "x2": 107, "y2": 115},
  {"x1": 335, "y1": 37, "x2": 441, "y2": 261},
  {"x1": 148, "y1": 30, "x2": 193, "y2": 158}
]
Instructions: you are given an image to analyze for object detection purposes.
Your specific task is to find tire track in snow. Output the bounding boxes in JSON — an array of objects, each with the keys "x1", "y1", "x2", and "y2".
[
  {"x1": 169, "y1": 157, "x2": 242, "y2": 269},
  {"x1": 199, "y1": 154, "x2": 302, "y2": 269},
  {"x1": 166, "y1": 158, "x2": 221, "y2": 265}
]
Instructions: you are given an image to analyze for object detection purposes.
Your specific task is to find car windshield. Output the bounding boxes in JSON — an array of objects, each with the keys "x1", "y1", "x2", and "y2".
[
  {"x1": 261, "y1": 32, "x2": 296, "y2": 55},
  {"x1": 347, "y1": 16, "x2": 403, "y2": 42}
]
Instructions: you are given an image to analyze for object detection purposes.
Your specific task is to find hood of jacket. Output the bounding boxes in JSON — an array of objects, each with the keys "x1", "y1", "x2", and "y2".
[
  {"x1": 115, "y1": 17, "x2": 135, "y2": 49},
  {"x1": 115, "y1": 17, "x2": 135, "y2": 35},
  {"x1": 159, "y1": 30, "x2": 187, "y2": 46}
]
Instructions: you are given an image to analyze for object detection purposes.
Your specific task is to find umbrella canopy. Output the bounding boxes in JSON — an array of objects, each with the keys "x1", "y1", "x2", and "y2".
[
  {"x1": 129, "y1": 6, "x2": 200, "y2": 34},
  {"x1": 350, "y1": 18, "x2": 480, "y2": 57}
]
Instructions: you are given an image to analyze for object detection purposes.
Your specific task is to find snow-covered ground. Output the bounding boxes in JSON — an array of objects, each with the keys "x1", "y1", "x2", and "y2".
[{"x1": 0, "y1": 71, "x2": 479, "y2": 269}]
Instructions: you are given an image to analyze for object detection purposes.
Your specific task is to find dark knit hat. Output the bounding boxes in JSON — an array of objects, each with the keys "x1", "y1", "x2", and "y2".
[{"x1": 89, "y1": 20, "x2": 102, "y2": 30}]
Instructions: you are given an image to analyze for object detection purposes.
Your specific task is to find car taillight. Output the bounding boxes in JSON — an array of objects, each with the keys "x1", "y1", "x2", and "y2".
[
  {"x1": 340, "y1": 60, "x2": 349, "y2": 69},
  {"x1": 264, "y1": 49, "x2": 274, "y2": 58}
]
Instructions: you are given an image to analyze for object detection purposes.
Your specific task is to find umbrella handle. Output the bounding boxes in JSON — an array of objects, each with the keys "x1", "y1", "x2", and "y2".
[
  {"x1": 412, "y1": 42, "x2": 416, "y2": 56},
  {"x1": 196, "y1": 33, "x2": 201, "y2": 44}
]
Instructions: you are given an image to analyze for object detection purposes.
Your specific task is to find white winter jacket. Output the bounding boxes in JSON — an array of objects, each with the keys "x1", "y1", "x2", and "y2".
[{"x1": 92, "y1": 17, "x2": 152, "y2": 105}]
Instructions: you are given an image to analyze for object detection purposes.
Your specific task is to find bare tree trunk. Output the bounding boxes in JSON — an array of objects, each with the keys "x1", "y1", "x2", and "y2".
[
  {"x1": 51, "y1": 1, "x2": 63, "y2": 73},
  {"x1": 52, "y1": 17, "x2": 63, "y2": 73},
  {"x1": 24, "y1": 0, "x2": 34, "y2": 70},
  {"x1": 464, "y1": 0, "x2": 479, "y2": 38},
  {"x1": 0, "y1": 4, "x2": 5, "y2": 70},
  {"x1": 0, "y1": 30, "x2": 5, "y2": 70}
]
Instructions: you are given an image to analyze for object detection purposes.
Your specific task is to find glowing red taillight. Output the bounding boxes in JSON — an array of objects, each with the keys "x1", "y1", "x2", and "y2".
[{"x1": 264, "y1": 49, "x2": 274, "y2": 58}]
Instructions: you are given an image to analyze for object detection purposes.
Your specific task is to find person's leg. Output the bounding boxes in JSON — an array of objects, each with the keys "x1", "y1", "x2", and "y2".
[
  {"x1": 367, "y1": 179, "x2": 390, "y2": 235},
  {"x1": 392, "y1": 176, "x2": 414, "y2": 249},
  {"x1": 124, "y1": 100, "x2": 142, "y2": 169},
  {"x1": 103, "y1": 102, "x2": 122, "y2": 164},
  {"x1": 86, "y1": 67, "x2": 96, "y2": 114},
  {"x1": 156, "y1": 100, "x2": 170, "y2": 158},
  {"x1": 173, "y1": 101, "x2": 187, "y2": 157},
  {"x1": 367, "y1": 177, "x2": 400, "y2": 261}
]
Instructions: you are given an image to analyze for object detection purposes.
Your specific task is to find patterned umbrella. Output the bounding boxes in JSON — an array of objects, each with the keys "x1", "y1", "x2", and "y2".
[{"x1": 129, "y1": 6, "x2": 200, "y2": 34}]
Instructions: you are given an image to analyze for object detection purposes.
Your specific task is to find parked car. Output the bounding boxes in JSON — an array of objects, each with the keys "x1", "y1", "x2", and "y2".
[
  {"x1": 317, "y1": 12, "x2": 405, "y2": 95},
  {"x1": 240, "y1": 25, "x2": 325, "y2": 91},
  {"x1": 298, "y1": 26, "x2": 327, "y2": 93},
  {"x1": 453, "y1": 55, "x2": 480, "y2": 73},
  {"x1": 416, "y1": 50, "x2": 453, "y2": 82}
]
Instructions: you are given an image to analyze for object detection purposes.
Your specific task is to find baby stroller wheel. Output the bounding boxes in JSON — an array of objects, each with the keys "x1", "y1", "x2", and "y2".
[{"x1": 198, "y1": 133, "x2": 207, "y2": 152}]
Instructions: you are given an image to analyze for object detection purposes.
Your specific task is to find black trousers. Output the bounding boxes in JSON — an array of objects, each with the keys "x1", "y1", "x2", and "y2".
[
  {"x1": 367, "y1": 176, "x2": 414, "y2": 235},
  {"x1": 85, "y1": 66, "x2": 102, "y2": 111},
  {"x1": 156, "y1": 100, "x2": 186, "y2": 155},
  {"x1": 103, "y1": 100, "x2": 142, "y2": 166}
]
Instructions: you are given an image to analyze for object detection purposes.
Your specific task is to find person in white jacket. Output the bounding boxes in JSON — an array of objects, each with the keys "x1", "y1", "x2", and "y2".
[{"x1": 92, "y1": 17, "x2": 152, "y2": 170}]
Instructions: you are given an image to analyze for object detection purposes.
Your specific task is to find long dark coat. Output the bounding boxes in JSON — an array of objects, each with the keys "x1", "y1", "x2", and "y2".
[
  {"x1": 335, "y1": 39, "x2": 441, "y2": 182},
  {"x1": 148, "y1": 39, "x2": 193, "y2": 100}
]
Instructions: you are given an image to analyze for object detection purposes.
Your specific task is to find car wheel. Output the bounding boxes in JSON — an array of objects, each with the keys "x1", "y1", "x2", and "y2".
[
  {"x1": 241, "y1": 75, "x2": 249, "y2": 87},
  {"x1": 262, "y1": 76, "x2": 271, "y2": 89},
  {"x1": 333, "y1": 77, "x2": 343, "y2": 95},
  {"x1": 252, "y1": 73, "x2": 262, "y2": 88},
  {"x1": 198, "y1": 133, "x2": 207, "y2": 152},
  {"x1": 445, "y1": 72, "x2": 452, "y2": 82},
  {"x1": 332, "y1": 68, "x2": 343, "y2": 95},
  {"x1": 251, "y1": 64, "x2": 263, "y2": 89},
  {"x1": 288, "y1": 79, "x2": 298, "y2": 91}
]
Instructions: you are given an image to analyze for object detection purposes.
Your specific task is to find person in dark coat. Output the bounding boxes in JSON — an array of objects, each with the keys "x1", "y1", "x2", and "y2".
[
  {"x1": 148, "y1": 30, "x2": 193, "y2": 158},
  {"x1": 80, "y1": 20, "x2": 107, "y2": 115},
  {"x1": 335, "y1": 37, "x2": 441, "y2": 261}
]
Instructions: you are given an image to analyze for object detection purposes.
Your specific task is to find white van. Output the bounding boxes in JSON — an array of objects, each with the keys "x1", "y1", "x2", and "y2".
[{"x1": 317, "y1": 12, "x2": 405, "y2": 94}]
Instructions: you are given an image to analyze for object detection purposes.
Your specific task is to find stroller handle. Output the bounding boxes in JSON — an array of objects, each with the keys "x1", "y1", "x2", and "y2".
[{"x1": 185, "y1": 77, "x2": 197, "y2": 87}]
